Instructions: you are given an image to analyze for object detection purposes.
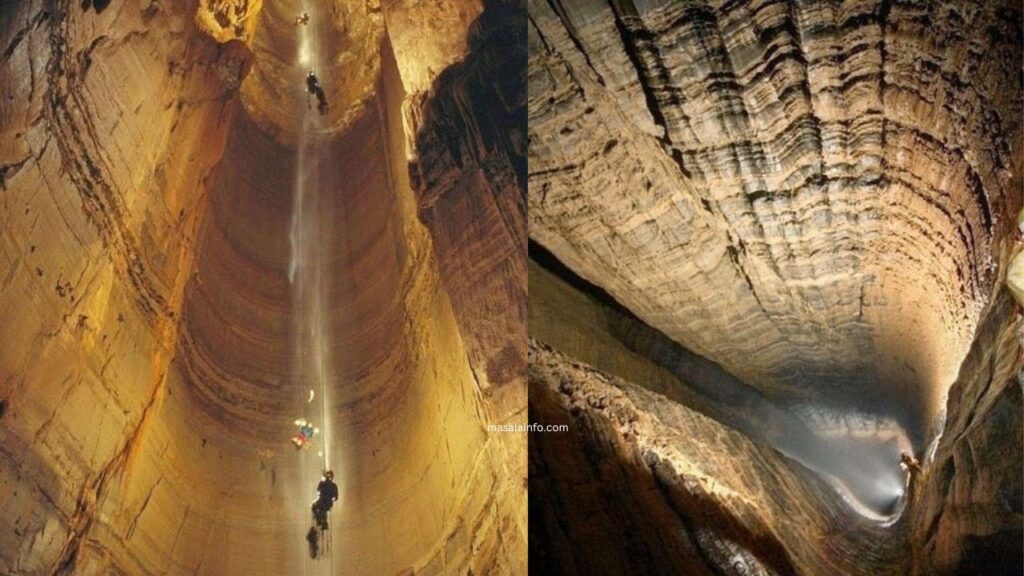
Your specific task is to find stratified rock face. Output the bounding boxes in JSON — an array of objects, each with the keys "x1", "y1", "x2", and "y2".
[
  {"x1": 528, "y1": 0, "x2": 1022, "y2": 574},
  {"x1": 404, "y1": 3, "x2": 530, "y2": 568},
  {"x1": 529, "y1": 341, "x2": 909, "y2": 576},
  {"x1": 0, "y1": 1, "x2": 251, "y2": 572},
  {"x1": 412, "y1": 0, "x2": 529, "y2": 396},
  {"x1": 528, "y1": 0, "x2": 1023, "y2": 439},
  {"x1": 910, "y1": 289, "x2": 1023, "y2": 576},
  {"x1": 0, "y1": 0, "x2": 526, "y2": 574}
]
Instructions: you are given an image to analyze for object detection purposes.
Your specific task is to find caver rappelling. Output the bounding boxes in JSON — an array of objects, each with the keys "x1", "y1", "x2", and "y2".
[
  {"x1": 306, "y1": 470, "x2": 339, "y2": 559},
  {"x1": 899, "y1": 451, "x2": 921, "y2": 484},
  {"x1": 291, "y1": 418, "x2": 319, "y2": 450},
  {"x1": 306, "y1": 71, "x2": 328, "y2": 115},
  {"x1": 312, "y1": 470, "x2": 339, "y2": 529}
]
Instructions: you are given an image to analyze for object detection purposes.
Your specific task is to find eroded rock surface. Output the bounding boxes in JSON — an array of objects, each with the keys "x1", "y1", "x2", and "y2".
[
  {"x1": 0, "y1": 1, "x2": 252, "y2": 572},
  {"x1": 910, "y1": 288, "x2": 1023, "y2": 576},
  {"x1": 530, "y1": 341, "x2": 908, "y2": 576},
  {"x1": 528, "y1": 0, "x2": 1023, "y2": 438},
  {"x1": 412, "y1": 0, "x2": 528, "y2": 396},
  {"x1": 528, "y1": 0, "x2": 1022, "y2": 574},
  {"x1": 0, "y1": 0, "x2": 526, "y2": 574}
]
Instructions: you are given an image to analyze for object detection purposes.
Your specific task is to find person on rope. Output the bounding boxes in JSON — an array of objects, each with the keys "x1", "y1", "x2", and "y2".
[
  {"x1": 291, "y1": 418, "x2": 318, "y2": 449},
  {"x1": 306, "y1": 525, "x2": 320, "y2": 559},
  {"x1": 311, "y1": 470, "x2": 339, "y2": 530},
  {"x1": 899, "y1": 451, "x2": 922, "y2": 480},
  {"x1": 294, "y1": 11, "x2": 309, "y2": 25},
  {"x1": 306, "y1": 71, "x2": 328, "y2": 115}
]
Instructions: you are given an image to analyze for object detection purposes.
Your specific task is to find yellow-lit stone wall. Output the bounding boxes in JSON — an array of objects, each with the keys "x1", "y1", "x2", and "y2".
[{"x1": 0, "y1": 0, "x2": 526, "y2": 574}]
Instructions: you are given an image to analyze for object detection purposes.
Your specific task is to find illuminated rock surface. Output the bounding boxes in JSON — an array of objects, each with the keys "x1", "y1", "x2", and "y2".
[
  {"x1": 0, "y1": 0, "x2": 526, "y2": 574},
  {"x1": 529, "y1": 341, "x2": 909, "y2": 576},
  {"x1": 528, "y1": 0, "x2": 1022, "y2": 574}
]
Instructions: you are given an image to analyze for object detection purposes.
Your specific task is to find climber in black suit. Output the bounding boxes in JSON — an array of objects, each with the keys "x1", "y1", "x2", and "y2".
[
  {"x1": 306, "y1": 71, "x2": 328, "y2": 115},
  {"x1": 311, "y1": 470, "x2": 338, "y2": 530}
]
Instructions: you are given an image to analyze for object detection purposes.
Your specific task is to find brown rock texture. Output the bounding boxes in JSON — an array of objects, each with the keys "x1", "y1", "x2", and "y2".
[
  {"x1": 411, "y1": 0, "x2": 528, "y2": 395},
  {"x1": 530, "y1": 341, "x2": 908, "y2": 576},
  {"x1": 0, "y1": 0, "x2": 526, "y2": 574},
  {"x1": 910, "y1": 287, "x2": 1023, "y2": 576},
  {"x1": 528, "y1": 0, "x2": 1022, "y2": 574},
  {"x1": 0, "y1": 2, "x2": 250, "y2": 572},
  {"x1": 195, "y1": 0, "x2": 263, "y2": 44},
  {"x1": 1008, "y1": 209, "x2": 1024, "y2": 305},
  {"x1": 528, "y1": 0, "x2": 1023, "y2": 438}
]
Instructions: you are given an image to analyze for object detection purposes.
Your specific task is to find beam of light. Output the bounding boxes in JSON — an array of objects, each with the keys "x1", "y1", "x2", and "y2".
[
  {"x1": 625, "y1": 322, "x2": 916, "y2": 522},
  {"x1": 290, "y1": 4, "x2": 337, "y2": 572},
  {"x1": 660, "y1": 394, "x2": 914, "y2": 523},
  {"x1": 298, "y1": 39, "x2": 311, "y2": 67}
]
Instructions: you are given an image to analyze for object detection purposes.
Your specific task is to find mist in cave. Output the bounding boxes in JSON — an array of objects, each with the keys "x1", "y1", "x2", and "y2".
[
  {"x1": 624, "y1": 324, "x2": 914, "y2": 520},
  {"x1": 532, "y1": 241, "x2": 912, "y2": 519}
]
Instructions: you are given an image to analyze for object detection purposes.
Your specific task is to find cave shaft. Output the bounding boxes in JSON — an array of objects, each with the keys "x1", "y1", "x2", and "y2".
[
  {"x1": 0, "y1": 0, "x2": 527, "y2": 574},
  {"x1": 526, "y1": 0, "x2": 1022, "y2": 574}
]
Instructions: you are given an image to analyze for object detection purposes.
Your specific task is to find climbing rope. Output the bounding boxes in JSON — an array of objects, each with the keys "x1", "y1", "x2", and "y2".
[{"x1": 296, "y1": 4, "x2": 333, "y2": 574}]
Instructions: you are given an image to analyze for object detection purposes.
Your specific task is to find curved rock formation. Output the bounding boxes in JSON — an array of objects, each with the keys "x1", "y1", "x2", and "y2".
[
  {"x1": 0, "y1": 0, "x2": 526, "y2": 574},
  {"x1": 528, "y1": 0, "x2": 1022, "y2": 574},
  {"x1": 529, "y1": 341, "x2": 910, "y2": 576},
  {"x1": 529, "y1": 0, "x2": 1021, "y2": 439}
]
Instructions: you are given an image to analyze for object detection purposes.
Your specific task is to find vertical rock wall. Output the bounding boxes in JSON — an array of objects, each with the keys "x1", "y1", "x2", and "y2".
[
  {"x1": 0, "y1": 0, "x2": 527, "y2": 574},
  {"x1": 0, "y1": 0, "x2": 252, "y2": 573},
  {"x1": 910, "y1": 287, "x2": 1023, "y2": 575},
  {"x1": 527, "y1": 0, "x2": 1023, "y2": 441},
  {"x1": 402, "y1": 2, "x2": 531, "y2": 572},
  {"x1": 411, "y1": 0, "x2": 528, "y2": 399}
]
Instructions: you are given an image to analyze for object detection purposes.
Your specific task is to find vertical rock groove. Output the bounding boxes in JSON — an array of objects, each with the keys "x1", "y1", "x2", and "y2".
[{"x1": 528, "y1": 0, "x2": 1021, "y2": 444}]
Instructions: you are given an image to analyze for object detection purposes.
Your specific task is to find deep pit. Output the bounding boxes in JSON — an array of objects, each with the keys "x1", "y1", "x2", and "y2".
[
  {"x1": 0, "y1": 0, "x2": 526, "y2": 574},
  {"x1": 0, "y1": 0, "x2": 1020, "y2": 574},
  {"x1": 527, "y1": 0, "x2": 1022, "y2": 574}
]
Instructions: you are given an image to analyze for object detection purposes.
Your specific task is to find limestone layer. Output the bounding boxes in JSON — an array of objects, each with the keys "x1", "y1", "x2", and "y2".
[
  {"x1": 527, "y1": 0, "x2": 1022, "y2": 574},
  {"x1": 0, "y1": 0, "x2": 526, "y2": 574},
  {"x1": 528, "y1": 0, "x2": 1023, "y2": 438}
]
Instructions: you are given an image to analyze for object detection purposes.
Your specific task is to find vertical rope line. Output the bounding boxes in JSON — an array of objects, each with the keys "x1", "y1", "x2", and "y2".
[
  {"x1": 309, "y1": 6, "x2": 331, "y2": 574},
  {"x1": 296, "y1": 3, "x2": 332, "y2": 571},
  {"x1": 294, "y1": 74, "x2": 309, "y2": 574},
  {"x1": 299, "y1": 142, "x2": 308, "y2": 576},
  {"x1": 297, "y1": 3, "x2": 315, "y2": 573}
]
